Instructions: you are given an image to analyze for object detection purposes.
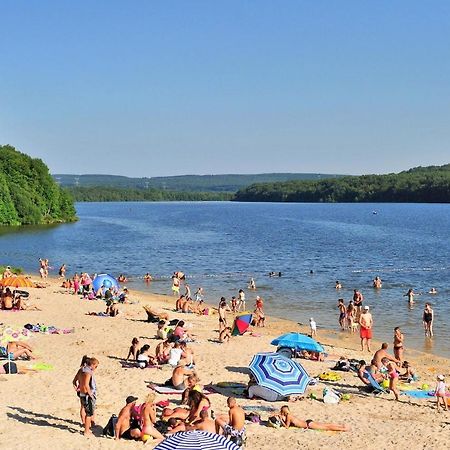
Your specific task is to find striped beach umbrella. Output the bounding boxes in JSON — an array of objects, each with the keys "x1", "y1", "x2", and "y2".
[
  {"x1": 231, "y1": 312, "x2": 253, "y2": 336},
  {"x1": 249, "y1": 352, "x2": 310, "y2": 396},
  {"x1": 154, "y1": 431, "x2": 240, "y2": 450},
  {"x1": 0, "y1": 277, "x2": 35, "y2": 288}
]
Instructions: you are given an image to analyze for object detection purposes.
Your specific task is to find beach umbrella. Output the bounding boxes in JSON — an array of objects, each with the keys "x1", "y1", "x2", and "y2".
[
  {"x1": 92, "y1": 274, "x2": 119, "y2": 292},
  {"x1": 0, "y1": 325, "x2": 32, "y2": 346},
  {"x1": 231, "y1": 312, "x2": 253, "y2": 336},
  {"x1": 249, "y1": 352, "x2": 310, "y2": 396},
  {"x1": 0, "y1": 277, "x2": 35, "y2": 288},
  {"x1": 154, "y1": 431, "x2": 240, "y2": 450},
  {"x1": 271, "y1": 332, "x2": 324, "y2": 353}
]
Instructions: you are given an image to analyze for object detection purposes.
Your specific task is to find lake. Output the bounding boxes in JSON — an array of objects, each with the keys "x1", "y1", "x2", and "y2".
[{"x1": 1, "y1": 202, "x2": 449, "y2": 357}]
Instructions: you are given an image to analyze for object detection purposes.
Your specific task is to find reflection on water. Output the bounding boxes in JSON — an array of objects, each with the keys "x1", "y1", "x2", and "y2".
[{"x1": 0, "y1": 201, "x2": 449, "y2": 357}]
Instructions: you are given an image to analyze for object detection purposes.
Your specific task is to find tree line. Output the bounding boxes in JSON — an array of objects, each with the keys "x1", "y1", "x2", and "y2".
[
  {"x1": 0, "y1": 145, "x2": 77, "y2": 225},
  {"x1": 234, "y1": 165, "x2": 450, "y2": 203}
]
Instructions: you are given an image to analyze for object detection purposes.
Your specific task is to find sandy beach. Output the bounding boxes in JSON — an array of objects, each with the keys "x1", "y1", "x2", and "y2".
[{"x1": 1, "y1": 277, "x2": 449, "y2": 450}]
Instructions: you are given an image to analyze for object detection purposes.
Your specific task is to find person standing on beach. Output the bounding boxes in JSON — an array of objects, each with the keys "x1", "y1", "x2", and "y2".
[
  {"x1": 359, "y1": 306, "x2": 373, "y2": 352},
  {"x1": 79, "y1": 357, "x2": 99, "y2": 436},
  {"x1": 338, "y1": 299, "x2": 346, "y2": 330},
  {"x1": 185, "y1": 284, "x2": 191, "y2": 299},
  {"x1": 237, "y1": 289, "x2": 246, "y2": 312},
  {"x1": 393, "y1": 327, "x2": 404, "y2": 361},
  {"x1": 218, "y1": 298, "x2": 228, "y2": 333},
  {"x1": 346, "y1": 300, "x2": 356, "y2": 332},
  {"x1": 423, "y1": 303, "x2": 434, "y2": 337}
]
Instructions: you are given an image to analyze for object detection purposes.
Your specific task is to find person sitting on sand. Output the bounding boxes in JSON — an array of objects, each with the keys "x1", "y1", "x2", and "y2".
[
  {"x1": 2, "y1": 265, "x2": 13, "y2": 278},
  {"x1": 181, "y1": 374, "x2": 202, "y2": 403},
  {"x1": 276, "y1": 405, "x2": 350, "y2": 431},
  {"x1": 114, "y1": 396, "x2": 142, "y2": 440},
  {"x1": 155, "y1": 340, "x2": 172, "y2": 364},
  {"x1": 137, "y1": 345, "x2": 157, "y2": 368},
  {"x1": 175, "y1": 295, "x2": 186, "y2": 311},
  {"x1": 106, "y1": 300, "x2": 119, "y2": 317},
  {"x1": 1, "y1": 288, "x2": 14, "y2": 310},
  {"x1": 371, "y1": 343, "x2": 399, "y2": 369},
  {"x1": 172, "y1": 320, "x2": 193, "y2": 341},
  {"x1": 188, "y1": 409, "x2": 216, "y2": 433},
  {"x1": 156, "y1": 320, "x2": 170, "y2": 340},
  {"x1": 162, "y1": 389, "x2": 209, "y2": 423},
  {"x1": 219, "y1": 326, "x2": 232, "y2": 343},
  {"x1": 126, "y1": 338, "x2": 140, "y2": 361},
  {"x1": 131, "y1": 393, "x2": 164, "y2": 442},
  {"x1": 5, "y1": 341, "x2": 35, "y2": 360},
  {"x1": 399, "y1": 361, "x2": 417, "y2": 382},
  {"x1": 168, "y1": 342, "x2": 183, "y2": 366},
  {"x1": 168, "y1": 364, "x2": 195, "y2": 390},
  {"x1": 182, "y1": 297, "x2": 195, "y2": 314},
  {"x1": 215, "y1": 397, "x2": 246, "y2": 446}
]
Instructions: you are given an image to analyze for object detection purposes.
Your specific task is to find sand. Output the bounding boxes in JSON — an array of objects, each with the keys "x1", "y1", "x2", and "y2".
[{"x1": 1, "y1": 278, "x2": 449, "y2": 450}]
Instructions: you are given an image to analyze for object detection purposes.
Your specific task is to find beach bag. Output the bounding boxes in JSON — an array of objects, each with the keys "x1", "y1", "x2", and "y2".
[
  {"x1": 323, "y1": 387, "x2": 341, "y2": 404},
  {"x1": 3, "y1": 362, "x2": 18, "y2": 374},
  {"x1": 102, "y1": 414, "x2": 117, "y2": 437}
]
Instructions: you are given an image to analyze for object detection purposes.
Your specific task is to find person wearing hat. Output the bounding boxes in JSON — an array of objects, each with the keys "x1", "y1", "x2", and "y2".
[
  {"x1": 434, "y1": 375, "x2": 448, "y2": 412},
  {"x1": 359, "y1": 305, "x2": 373, "y2": 352},
  {"x1": 2, "y1": 265, "x2": 13, "y2": 279},
  {"x1": 114, "y1": 396, "x2": 141, "y2": 440}
]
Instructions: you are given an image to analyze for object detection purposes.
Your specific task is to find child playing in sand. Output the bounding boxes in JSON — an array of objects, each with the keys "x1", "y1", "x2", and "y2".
[
  {"x1": 276, "y1": 405, "x2": 350, "y2": 431},
  {"x1": 126, "y1": 338, "x2": 139, "y2": 361},
  {"x1": 435, "y1": 375, "x2": 448, "y2": 412}
]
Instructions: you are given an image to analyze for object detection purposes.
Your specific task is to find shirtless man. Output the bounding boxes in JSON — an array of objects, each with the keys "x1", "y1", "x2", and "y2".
[
  {"x1": 371, "y1": 343, "x2": 399, "y2": 369},
  {"x1": 6, "y1": 341, "x2": 35, "y2": 360},
  {"x1": 190, "y1": 410, "x2": 216, "y2": 433},
  {"x1": 115, "y1": 396, "x2": 141, "y2": 440},
  {"x1": 2, "y1": 288, "x2": 14, "y2": 310},
  {"x1": 79, "y1": 357, "x2": 99, "y2": 436},
  {"x1": 359, "y1": 305, "x2": 373, "y2": 352},
  {"x1": 171, "y1": 365, "x2": 195, "y2": 390},
  {"x1": 215, "y1": 397, "x2": 246, "y2": 445}
]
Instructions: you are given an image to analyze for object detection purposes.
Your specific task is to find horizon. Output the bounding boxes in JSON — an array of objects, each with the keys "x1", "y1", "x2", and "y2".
[{"x1": 1, "y1": 1, "x2": 450, "y2": 177}]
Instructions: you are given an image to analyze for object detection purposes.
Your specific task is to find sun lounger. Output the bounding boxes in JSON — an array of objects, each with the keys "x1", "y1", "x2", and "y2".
[{"x1": 365, "y1": 371, "x2": 388, "y2": 395}]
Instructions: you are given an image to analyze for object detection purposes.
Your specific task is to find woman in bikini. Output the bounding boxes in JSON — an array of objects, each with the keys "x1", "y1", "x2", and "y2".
[
  {"x1": 393, "y1": 327, "x2": 404, "y2": 362},
  {"x1": 423, "y1": 303, "x2": 434, "y2": 337},
  {"x1": 383, "y1": 358, "x2": 400, "y2": 401},
  {"x1": 131, "y1": 393, "x2": 164, "y2": 442}
]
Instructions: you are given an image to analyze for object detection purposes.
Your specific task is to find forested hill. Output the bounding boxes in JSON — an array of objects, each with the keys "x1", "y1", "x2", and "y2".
[
  {"x1": 54, "y1": 172, "x2": 342, "y2": 193},
  {"x1": 234, "y1": 164, "x2": 450, "y2": 203},
  {"x1": 0, "y1": 145, "x2": 77, "y2": 225}
]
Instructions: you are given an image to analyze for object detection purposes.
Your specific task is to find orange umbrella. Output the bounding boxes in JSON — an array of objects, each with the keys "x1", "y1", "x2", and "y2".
[{"x1": 0, "y1": 276, "x2": 35, "y2": 288}]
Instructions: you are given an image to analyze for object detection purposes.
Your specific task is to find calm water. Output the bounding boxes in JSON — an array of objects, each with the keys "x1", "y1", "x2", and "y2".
[{"x1": 1, "y1": 202, "x2": 449, "y2": 357}]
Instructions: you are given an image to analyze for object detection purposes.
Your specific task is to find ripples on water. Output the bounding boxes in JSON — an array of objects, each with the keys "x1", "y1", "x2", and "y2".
[{"x1": 0, "y1": 202, "x2": 449, "y2": 357}]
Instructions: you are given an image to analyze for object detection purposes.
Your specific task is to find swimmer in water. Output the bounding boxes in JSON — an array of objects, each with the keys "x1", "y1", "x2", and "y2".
[
  {"x1": 404, "y1": 289, "x2": 415, "y2": 305},
  {"x1": 335, "y1": 281, "x2": 342, "y2": 290},
  {"x1": 429, "y1": 287, "x2": 437, "y2": 295}
]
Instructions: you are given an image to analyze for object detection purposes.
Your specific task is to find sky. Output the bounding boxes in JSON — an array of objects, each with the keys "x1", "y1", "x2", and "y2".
[{"x1": 1, "y1": 1, "x2": 449, "y2": 177}]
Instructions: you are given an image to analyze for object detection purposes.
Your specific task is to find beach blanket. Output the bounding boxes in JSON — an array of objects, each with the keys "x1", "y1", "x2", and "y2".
[
  {"x1": 149, "y1": 383, "x2": 214, "y2": 395},
  {"x1": 120, "y1": 361, "x2": 160, "y2": 369},
  {"x1": 401, "y1": 390, "x2": 432, "y2": 399}
]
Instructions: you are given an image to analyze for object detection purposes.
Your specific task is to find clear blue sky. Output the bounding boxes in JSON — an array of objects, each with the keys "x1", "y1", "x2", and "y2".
[{"x1": 1, "y1": 1, "x2": 449, "y2": 177}]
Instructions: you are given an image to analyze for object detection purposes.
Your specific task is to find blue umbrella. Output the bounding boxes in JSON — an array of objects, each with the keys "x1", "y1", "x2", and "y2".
[
  {"x1": 271, "y1": 332, "x2": 324, "y2": 353},
  {"x1": 92, "y1": 274, "x2": 119, "y2": 292},
  {"x1": 249, "y1": 352, "x2": 310, "y2": 396},
  {"x1": 155, "y1": 431, "x2": 240, "y2": 450}
]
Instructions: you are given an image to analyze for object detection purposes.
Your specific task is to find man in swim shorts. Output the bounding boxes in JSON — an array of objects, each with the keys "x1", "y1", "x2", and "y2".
[
  {"x1": 79, "y1": 357, "x2": 99, "y2": 436},
  {"x1": 216, "y1": 397, "x2": 246, "y2": 446},
  {"x1": 359, "y1": 306, "x2": 373, "y2": 352}
]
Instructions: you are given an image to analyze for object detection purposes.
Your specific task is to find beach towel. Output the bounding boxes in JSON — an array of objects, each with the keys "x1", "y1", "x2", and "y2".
[
  {"x1": 400, "y1": 390, "x2": 433, "y2": 399},
  {"x1": 31, "y1": 362, "x2": 54, "y2": 371}
]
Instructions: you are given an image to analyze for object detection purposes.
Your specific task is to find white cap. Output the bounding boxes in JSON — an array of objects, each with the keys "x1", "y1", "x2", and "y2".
[
  {"x1": 310, "y1": 317, "x2": 314, "y2": 321},
  {"x1": 363, "y1": 305, "x2": 369, "y2": 310},
  {"x1": 438, "y1": 374, "x2": 445, "y2": 381},
  {"x1": 256, "y1": 296, "x2": 260, "y2": 300}
]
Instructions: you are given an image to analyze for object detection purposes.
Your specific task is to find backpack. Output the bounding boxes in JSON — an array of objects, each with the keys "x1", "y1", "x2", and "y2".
[{"x1": 102, "y1": 414, "x2": 117, "y2": 437}]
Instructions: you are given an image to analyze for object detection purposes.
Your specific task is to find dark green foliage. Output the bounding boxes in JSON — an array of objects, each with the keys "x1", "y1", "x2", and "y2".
[
  {"x1": 54, "y1": 172, "x2": 342, "y2": 192},
  {"x1": 68, "y1": 186, "x2": 233, "y2": 202},
  {"x1": 234, "y1": 165, "x2": 450, "y2": 203},
  {"x1": 0, "y1": 145, "x2": 77, "y2": 225}
]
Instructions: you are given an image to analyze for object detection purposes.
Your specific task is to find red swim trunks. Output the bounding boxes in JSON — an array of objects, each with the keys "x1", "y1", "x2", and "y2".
[{"x1": 360, "y1": 327, "x2": 372, "y2": 339}]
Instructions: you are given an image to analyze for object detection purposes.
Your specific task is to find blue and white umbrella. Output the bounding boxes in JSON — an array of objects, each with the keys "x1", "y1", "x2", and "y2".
[
  {"x1": 249, "y1": 352, "x2": 310, "y2": 396},
  {"x1": 155, "y1": 431, "x2": 240, "y2": 450},
  {"x1": 92, "y1": 274, "x2": 119, "y2": 292},
  {"x1": 271, "y1": 332, "x2": 324, "y2": 353}
]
